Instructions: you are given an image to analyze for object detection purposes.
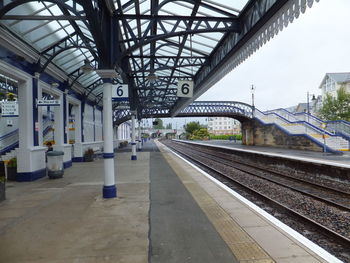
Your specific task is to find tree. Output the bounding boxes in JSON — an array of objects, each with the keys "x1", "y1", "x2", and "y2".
[
  {"x1": 184, "y1": 121, "x2": 202, "y2": 135},
  {"x1": 166, "y1": 123, "x2": 172, "y2": 129},
  {"x1": 319, "y1": 86, "x2": 350, "y2": 121},
  {"x1": 153, "y1": 118, "x2": 164, "y2": 129},
  {"x1": 191, "y1": 128, "x2": 210, "y2": 140}
]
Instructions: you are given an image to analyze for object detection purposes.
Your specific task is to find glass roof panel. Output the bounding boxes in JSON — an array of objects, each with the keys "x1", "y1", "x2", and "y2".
[{"x1": 1, "y1": 0, "x2": 255, "y2": 110}]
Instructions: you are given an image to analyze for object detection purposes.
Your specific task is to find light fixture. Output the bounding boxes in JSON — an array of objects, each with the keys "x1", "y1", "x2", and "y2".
[
  {"x1": 250, "y1": 84, "x2": 256, "y2": 108},
  {"x1": 80, "y1": 59, "x2": 94, "y2": 73},
  {"x1": 147, "y1": 72, "x2": 158, "y2": 83},
  {"x1": 51, "y1": 82, "x2": 59, "y2": 89}
]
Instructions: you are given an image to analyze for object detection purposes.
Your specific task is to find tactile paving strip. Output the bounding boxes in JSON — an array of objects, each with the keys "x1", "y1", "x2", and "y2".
[{"x1": 161, "y1": 150, "x2": 275, "y2": 263}]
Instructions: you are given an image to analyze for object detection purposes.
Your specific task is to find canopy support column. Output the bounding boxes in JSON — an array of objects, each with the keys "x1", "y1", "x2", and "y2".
[
  {"x1": 96, "y1": 69, "x2": 117, "y2": 199},
  {"x1": 137, "y1": 120, "x2": 142, "y2": 151},
  {"x1": 131, "y1": 114, "x2": 137, "y2": 160}
]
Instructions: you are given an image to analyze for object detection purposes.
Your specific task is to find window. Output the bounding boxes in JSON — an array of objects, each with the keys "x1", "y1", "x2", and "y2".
[{"x1": 324, "y1": 76, "x2": 335, "y2": 93}]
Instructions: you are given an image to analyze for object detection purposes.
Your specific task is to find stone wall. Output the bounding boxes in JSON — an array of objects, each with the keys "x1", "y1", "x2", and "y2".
[{"x1": 241, "y1": 119, "x2": 323, "y2": 152}]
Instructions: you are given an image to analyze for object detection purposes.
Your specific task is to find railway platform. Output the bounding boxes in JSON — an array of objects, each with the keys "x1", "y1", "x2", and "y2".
[
  {"x1": 0, "y1": 140, "x2": 340, "y2": 263},
  {"x1": 185, "y1": 140, "x2": 350, "y2": 168}
]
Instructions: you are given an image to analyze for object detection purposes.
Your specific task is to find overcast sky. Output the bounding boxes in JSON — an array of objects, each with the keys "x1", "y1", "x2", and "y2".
[
  {"x1": 159, "y1": 0, "x2": 350, "y2": 128},
  {"x1": 198, "y1": 0, "x2": 350, "y2": 111}
]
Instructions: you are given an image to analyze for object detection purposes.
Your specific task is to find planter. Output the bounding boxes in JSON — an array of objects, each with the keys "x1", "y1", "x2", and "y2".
[
  {"x1": 0, "y1": 162, "x2": 5, "y2": 201},
  {"x1": 7, "y1": 167, "x2": 17, "y2": 181},
  {"x1": 84, "y1": 155, "x2": 94, "y2": 162},
  {"x1": 0, "y1": 181, "x2": 5, "y2": 201}
]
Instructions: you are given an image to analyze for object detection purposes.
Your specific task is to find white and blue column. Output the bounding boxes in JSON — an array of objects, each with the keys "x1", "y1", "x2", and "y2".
[
  {"x1": 96, "y1": 70, "x2": 117, "y2": 198},
  {"x1": 32, "y1": 73, "x2": 40, "y2": 146},
  {"x1": 72, "y1": 102, "x2": 83, "y2": 162},
  {"x1": 137, "y1": 120, "x2": 142, "y2": 151},
  {"x1": 131, "y1": 114, "x2": 137, "y2": 160}
]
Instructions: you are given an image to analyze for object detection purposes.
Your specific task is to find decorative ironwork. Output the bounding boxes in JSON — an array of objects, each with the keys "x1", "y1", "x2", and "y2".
[
  {"x1": 0, "y1": 0, "x2": 319, "y2": 116},
  {"x1": 114, "y1": 101, "x2": 253, "y2": 125}
]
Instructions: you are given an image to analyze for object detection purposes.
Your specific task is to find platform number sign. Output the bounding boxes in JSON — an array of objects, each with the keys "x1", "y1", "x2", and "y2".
[
  {"x1": 177, "y1": 80, "x2": 193, "y2": 98},
  {"x1": 112, "y1": 84, "x2": 129, "y2": 101}
]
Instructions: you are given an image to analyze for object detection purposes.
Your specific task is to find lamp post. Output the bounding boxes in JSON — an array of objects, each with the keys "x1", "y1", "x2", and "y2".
[
  {"x1": 307, "y1": 92, "x2": 317, "y2": 122},
  {"x1": 251, "y1": 85, "x2": 256, "y2": 117}
]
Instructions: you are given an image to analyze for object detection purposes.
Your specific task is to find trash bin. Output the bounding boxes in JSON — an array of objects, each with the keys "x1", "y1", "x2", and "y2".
[{"x1": 47, "y1": 151, "x2": 64, "y2": 179}]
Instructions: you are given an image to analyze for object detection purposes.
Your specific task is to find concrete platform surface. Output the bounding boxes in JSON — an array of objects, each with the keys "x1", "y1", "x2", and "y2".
[
  {"x1": 183, "y1": 140, "x2": 350, "y2": 167},
  {"x1": 0, "y1": 152, "x2": 150, "y2": 263}
]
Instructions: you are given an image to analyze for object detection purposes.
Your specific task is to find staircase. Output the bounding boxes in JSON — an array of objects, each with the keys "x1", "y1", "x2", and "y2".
[
  {"x1": 0, "y1": 114, "x2": 19, "y2": 161},
  {"x1": 0, "y1": 110, "x2": 55, "y2": 161},
  {"x1": 0, "y1": 129, "x2": 18, "y2": 161},
  {"x1": 43, "y1": 114, "x2": 54, "y2": 143},
  {"x1": 256, "y1": 109, "x2": 350, "y2": 152}
]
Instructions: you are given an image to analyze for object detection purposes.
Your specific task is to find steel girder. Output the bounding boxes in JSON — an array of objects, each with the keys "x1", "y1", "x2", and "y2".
[
  {"x1": 113, "y1": 101, "x2": 253, "y2": 125},
  {"x1": 171, "y1": 0, "x2": 291, "y2": 115}
]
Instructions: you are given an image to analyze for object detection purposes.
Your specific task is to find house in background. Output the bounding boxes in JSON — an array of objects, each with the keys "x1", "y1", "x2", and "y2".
[
  {"x1": 319, "y1": 72, "x2": 350, "y2": 98},
  {"x1": 283, "y1": 73, "x2": 349, "y2": 117},
  {"x1": 207, "y1": 117, "x2": 241, "y2": 135}
]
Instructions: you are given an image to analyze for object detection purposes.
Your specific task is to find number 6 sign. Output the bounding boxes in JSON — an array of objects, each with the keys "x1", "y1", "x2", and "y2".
[
  {"x1": 177, "y1": 80, "x2": 193, "y2": 98},
  {"x1": 112, "y1": 84, "x2": 129, "y2": 101}
]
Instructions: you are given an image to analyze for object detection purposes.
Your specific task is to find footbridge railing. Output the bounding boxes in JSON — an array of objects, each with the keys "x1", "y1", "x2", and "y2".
[{"x1": 113, "y1": 101, "x2": 253, "y2": 125}]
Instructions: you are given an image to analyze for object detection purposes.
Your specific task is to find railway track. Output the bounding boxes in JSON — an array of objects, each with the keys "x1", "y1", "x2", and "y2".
[
  {"x1": 184, "y1": 143, "x2": 350, "y2": 210},
  {"x1": 162, "y1": 140, "x2": 350, "y2": 262}
]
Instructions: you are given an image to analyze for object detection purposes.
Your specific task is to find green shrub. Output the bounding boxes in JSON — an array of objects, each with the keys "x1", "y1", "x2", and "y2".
[
  {"x1": 7, "y1": 158, "x2": 17, "y2": 168},
  {"x1": 209, "y1": 134, "x2": 242, "y2": 140},
  {"x1": 190, "y1": 128, "x2": 210, "y2": 140}
]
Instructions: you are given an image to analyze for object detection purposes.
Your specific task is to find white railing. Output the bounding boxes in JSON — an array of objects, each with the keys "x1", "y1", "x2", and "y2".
[{"x1": 0, "y1": 129, "x2": 18, "y2": 155}]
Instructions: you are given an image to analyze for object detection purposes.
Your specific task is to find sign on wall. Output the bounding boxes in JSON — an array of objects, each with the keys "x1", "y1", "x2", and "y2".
[
  {"x1": 112, "y1": 84, "x2": 129, "y2": 101},
  {"x1": 177, "y1": 80, "x2": 193, "y2": 98},
  {"x1": 37, "y1": 99, "x2": 60, "y2": 106},
  {"x1": 7, "y1": 120, "x2": 13, "y2": 127},
  {"x1": 1, "y1": 101, "x2": 19, "y2": 117}
]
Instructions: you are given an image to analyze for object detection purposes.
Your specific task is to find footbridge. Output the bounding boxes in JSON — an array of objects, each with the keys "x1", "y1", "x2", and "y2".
[{"x1": 114, "y1": 101, "x2": 254, "y2": 125}]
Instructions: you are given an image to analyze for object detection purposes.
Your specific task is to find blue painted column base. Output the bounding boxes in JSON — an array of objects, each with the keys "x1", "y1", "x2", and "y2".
[
  {"x1": 103, "y1": 185, "x2": 117, "y2": 198},
  {"x1": 16, "y1": 168, "x2": 47, "y2": 182},
  {"x1": 63, "y1": 160, "x2": 72, "y2": 169},
  {"x1": 72, "y1": 157, "x2": 84, "y2": 162},
  {"x1": 131, "y1": 155, "x2": 137, "y2": 161}
]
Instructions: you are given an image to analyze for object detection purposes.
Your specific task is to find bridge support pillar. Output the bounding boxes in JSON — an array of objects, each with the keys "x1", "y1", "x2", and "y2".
[
  {"x1": 96, "y1": 70, "x2": 117, "y2": 199},
  {"x1": 241, "y1": 121, "x2": 255, "y2": 146},
  {"x1": 131, "y1": 114, "x2": 137, "y2": 160}
]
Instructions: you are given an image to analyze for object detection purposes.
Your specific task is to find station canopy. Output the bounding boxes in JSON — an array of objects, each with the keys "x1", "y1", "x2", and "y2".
[{"x1": 0, "y1": 0, "x2": 316, "y2": 119}]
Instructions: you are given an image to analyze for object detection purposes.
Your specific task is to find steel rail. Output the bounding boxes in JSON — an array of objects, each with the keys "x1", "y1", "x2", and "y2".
[{"x1": 181, "y1": 143, "x2": 350, "y2": 211}]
